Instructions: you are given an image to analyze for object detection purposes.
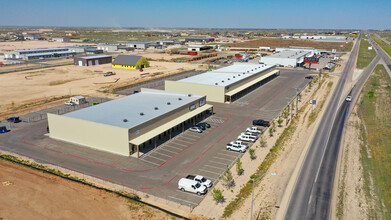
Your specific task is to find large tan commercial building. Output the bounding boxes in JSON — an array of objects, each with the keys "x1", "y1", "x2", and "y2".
[
  {"x1": 165, "y1": 63, "x2": 280, "y2": 103},
  {"x1": 48, "y1": 89, "x2": 212, "y2": 158}
]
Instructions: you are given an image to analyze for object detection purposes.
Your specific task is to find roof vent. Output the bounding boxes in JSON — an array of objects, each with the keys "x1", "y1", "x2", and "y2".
[
  {"x1": 154, "y1": 107, "x2": 159, "y2": 110},
  {"x1": 233, "y1": 76, "x2": 236, "y2": 78},
  {"x1": 140, "y1": 112, "x2": 144, "y2": 116},
  {"x1": 247, "y1": 71, "x2": 250, "y2": 73},
  {"x1": 178, "y1": 97, "x2": 182, "y2": 100},
  {"x1": 215, "y1": 83, "x2": 218, "y2": 85},
  {"x1": 123, "y1": 119, "x2": 128, "y2": 122},
  {"x1": 167, "y1": 102, "x2": 171, "y2": 105},
  {"x1": 188, "y1": 94, "x2": 191, "y2": 97},
  {"x1": 228, "y1": 78, "x2": 230, "y2": 80},
  {"x1": 221, "y1": 80, "x2": 224, "y2": 83}
]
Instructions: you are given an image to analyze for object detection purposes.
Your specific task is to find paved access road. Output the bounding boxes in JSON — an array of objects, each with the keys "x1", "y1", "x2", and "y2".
[
  {"x1": 285, "y1": 35, "x2": 362, "y2": 220},
  {"x1": 0, "y1": 69, "x2": 309, "y2": 207}
]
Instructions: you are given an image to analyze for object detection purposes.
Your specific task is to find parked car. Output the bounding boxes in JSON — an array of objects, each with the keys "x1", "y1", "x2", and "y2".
[
  {"x1": 104, "y1": 72, "x2": 116, "y2": 77},
  {"x1": 305, "y1": 75, "x2": 314, "y2": 79},
  {"x1": 197, "y1": 122, "x2": 211, "y2": 128},
  {"x1": 241, "y1": 132, "x2": 258, "y2": 140},
  {"x1": 0, "y1": 126, "x2": 8, "y2": 134},
  {"x1": 6, "y1": 117, "x2": 21, "y2": 123},
  {"x1": 195, "y1": 124, "x2": 206, "y2": 130},
  {"x1": 246, "y1": 127, "x2": 262, "y2": 133},
  {"x1": 253, "y1": 119, "x2": 270, "y2": 127},
  {"x1": 186, "y1": 175, "x2": 213, "y2": 188},
  {"x1": 226, "y1": 143, "x2": 247, "y2": 153},
  {"x1": 346, "y1": 95, "x2": 352, "y2": 102},
  {"x1": 189, "y1": 127, "x2": 203, "y2": 133},
  {"x1": 178, "y1": 178, "x2": 207, "y2": 195},
  {"x1": 230, "y1": 141, "x2": 248, "y2": 149},
  {"x1": 64, "y1": 101, "x2": 75, "y2": 106},
  {"x1": 237, "y1": 134, "x2": 256, "y2": 142}
]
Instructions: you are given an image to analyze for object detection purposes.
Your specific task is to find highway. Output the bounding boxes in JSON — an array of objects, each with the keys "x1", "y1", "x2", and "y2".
[{"x1": 284, "y1": 35, "x2": 361, "y2": 220}]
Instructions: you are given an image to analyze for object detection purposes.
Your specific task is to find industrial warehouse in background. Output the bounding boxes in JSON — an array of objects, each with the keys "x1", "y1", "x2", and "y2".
[
  {"x1": 165, "y1": 63, "x2": 279, "y2": 103},
  {"x1": 48, "y1": 89, "x2": 212, "y2": 158}
]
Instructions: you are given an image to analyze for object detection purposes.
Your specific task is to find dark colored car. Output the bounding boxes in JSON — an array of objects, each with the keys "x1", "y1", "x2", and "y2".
[
  {"x1": 6, "y1": 117, "x2": 21, "y2": 123},
  {"x1": 195, "y1": 124, "x2": 206, "y2": 130},
  {"x1": 0, "y1": 126, "x2": 8, "y2": 134},
  {"x1": 197, "y1": 122, "x2": 211, "y2": 129},
  {"x1": 305, "y1": 75, "x2": 314, "y2": 79},
  {"x1": 253, "y1": 119, "x2": 270, "y2": 127}
]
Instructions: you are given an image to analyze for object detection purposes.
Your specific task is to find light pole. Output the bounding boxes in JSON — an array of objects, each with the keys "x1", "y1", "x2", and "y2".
[{"x1": 251, "y1": 173, "x2": 276, "y2": 220}]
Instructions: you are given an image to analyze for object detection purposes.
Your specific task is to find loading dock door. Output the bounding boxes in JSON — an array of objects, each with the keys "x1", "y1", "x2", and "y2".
[
  {"x1": 88, "y1": 60, "x2": 93, "y2": 66},
  {"x1": 78, "y1": 61, "x2": 83, "y2": 66},
  {"x1": 95, "y1": 60, "x2": 99, "y2": 65}
]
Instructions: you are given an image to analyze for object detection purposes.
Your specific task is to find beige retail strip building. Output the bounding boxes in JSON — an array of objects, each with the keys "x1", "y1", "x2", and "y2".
[
  {"x1": 48, "y1": 89, "x2": 212, "y2": 158},
  {"x1": 165, "y1": 63, "x2": 280, "y2": 103}
]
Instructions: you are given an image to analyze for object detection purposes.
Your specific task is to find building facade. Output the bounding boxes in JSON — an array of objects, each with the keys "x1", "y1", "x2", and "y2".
[
  {"x1": 74, "y1": 55, "x2": 112, "y2": 66},
  {"x1": 112, "y1": 55, "x2": 149, "y2": 69}
]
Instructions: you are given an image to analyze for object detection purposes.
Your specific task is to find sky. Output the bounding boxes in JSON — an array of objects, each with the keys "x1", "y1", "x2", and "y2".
[{"x1": 0, "y1": 0, "x2": 390, "y2": 30}]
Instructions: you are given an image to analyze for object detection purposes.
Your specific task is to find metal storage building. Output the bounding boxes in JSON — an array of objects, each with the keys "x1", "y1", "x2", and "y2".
[
  {"x1": 260, "y1": 50, "x2": 312, "y2": 67},
  {"x1": 165, "y1": 63, "x2": 279, "y2": 103},
  {"x1": 74, "y1": 55, "x2": 112, "y2": 66},
  {"x1": 126, "y1": 42, "x2": 152, "y2": 49},
  {"x1": 112, "y1": 55, "x2": 150, "y2": 69},
  {"x1": 48, "y1": 88, "x2": 212, "y2": 157}
]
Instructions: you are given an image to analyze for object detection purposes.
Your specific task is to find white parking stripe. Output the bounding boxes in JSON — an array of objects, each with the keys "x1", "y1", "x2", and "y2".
[
  {"x1": 199, "y1": 169, "x2": 221, "y2": 175},
  {"x1": 140, "y1": 158, "x2": 160, "y2": 166},
  {"x1": 217, "y1": 152, "x2": 238, "y2": 158},
  {"x1": 185, "y1": 133, "x2": 203, "y2": 138},
  {"x1": 176, "y1": 191, "x2": 206, "y2": 198},
  {"x1": 152, "y1": 151, "x2": 172, "y2": 158},
  {"x1": 159, "y1": 148, "x2": 177, "y2": 154},
  {"x1": 180, "y1": 136, "x2": 198, "y2": 141},
  {"x1": 144, "y1": 154, "x2": 166, "y2": 162},
  {"x1": 167, "y1": 196, "x2": 199, "y2": 206},
  {"x1": 204, "y1": 164, "x2": 226, "y2": 171},
  {"x1": 176, "y1": 139, "x2": 193, "y2": 144},
  {"x1": 165, "y1": 145, "x2": 182, "y2": 151},
  {"x1": 209, "y1": 160, "x2": 229, "y2": 166},
  {"x1": 213, "y1": 156, "x2": 232, "y2": 162}
]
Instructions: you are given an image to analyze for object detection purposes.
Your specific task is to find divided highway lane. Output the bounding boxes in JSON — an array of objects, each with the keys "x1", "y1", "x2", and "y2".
[{"x1": 285, "y1": 35, "x2": 361, "y2": 220}]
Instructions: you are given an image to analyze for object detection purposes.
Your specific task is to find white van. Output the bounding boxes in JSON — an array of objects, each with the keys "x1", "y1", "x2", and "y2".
[{"x1": 178, "y1": 178, "x2": 207, "y2": 195}]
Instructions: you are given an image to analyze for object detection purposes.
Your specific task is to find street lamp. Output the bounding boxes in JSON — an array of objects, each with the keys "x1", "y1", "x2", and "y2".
[{"x1": 251, "y1": 173, "x2": 276, "y2": 220}]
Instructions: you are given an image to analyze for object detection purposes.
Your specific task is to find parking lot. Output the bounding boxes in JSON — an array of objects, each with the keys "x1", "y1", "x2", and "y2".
[{"x1": 0, "y1": 69, "x2": 310, "y2": 207}]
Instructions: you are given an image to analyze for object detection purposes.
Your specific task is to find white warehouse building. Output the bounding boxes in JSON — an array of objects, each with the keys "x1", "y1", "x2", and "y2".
[{"x1": 260, "y1": 50, "x2": 312, "y2": 67}]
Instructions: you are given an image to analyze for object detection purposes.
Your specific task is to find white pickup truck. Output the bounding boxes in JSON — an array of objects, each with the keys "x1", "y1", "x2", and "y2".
[
  {"x1": 238, "y1": 134, "x2": 256, "y2": 142},
  {"x1": 246, "y1": 127, "x2": 263, "y2": 133},
  {"x1": 186, "y1": 175, "x2": 213, "y2": 188},
  {"x1": 231, "y1": 141, "x2": 248, "y2": 149},
  {"x1": 241, "y1": 132, "x2": 259, "y2": 140}
]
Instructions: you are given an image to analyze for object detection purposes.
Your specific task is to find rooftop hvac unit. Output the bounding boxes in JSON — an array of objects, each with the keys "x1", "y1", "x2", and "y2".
[
  {"x1": 154, "y1": 107, "x2": 159, "y2": 110},
  {"x1": 178, "y1": 98, "x2": 182, "y2": 100},
  {"x1": 188, "y1": 94, "x2": 191, "y2": 97},
  {"x1": 123, "y1": 119, "x2": 128, "y2": 122},
  {"x1": 140, "y1": 112, "x2": 144, "y2": 116},
  {"x1": 167, "y1": 102, "x2": 171, "y2": 105}
]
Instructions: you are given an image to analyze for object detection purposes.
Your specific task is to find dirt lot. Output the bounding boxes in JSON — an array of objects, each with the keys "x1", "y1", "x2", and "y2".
[
  {"x1": 0, "y1": 159, "x2": 181, "y2": 220},
  {"x1": 227, "y1": 38, "x2": 352, "y2": 52},
  {"x1": 0, "y1": 61, "x2": 203, "y2": 116},
  {"x1": 0, "y1": 41, "x2": 84, "y2": 51}
]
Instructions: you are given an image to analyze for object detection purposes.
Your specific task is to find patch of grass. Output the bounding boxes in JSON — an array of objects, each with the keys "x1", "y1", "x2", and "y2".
[
  {"x1": 356, "y1": 36, "x2": 377, "y2": 69},
  {"x1": 357, "y1": 64, "x2": 391, "y2": 219},
  {"x1": 307, "y1": 80, "x2": 333, "y2": 127},
  {"x1": 372, "y1": 34, "x2": 391, "y2": 57},
  {"x1": 222, "y1": 121, "x2": 297, "y2": 218}
]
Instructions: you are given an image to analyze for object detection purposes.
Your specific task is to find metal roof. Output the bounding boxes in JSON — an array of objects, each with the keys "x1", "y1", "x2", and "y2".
[
  {"x1": 178, "y1": 63, "x2": 274, "y2": 86},
  {"x1": 112, "y1": 55, "x2": 142, "y2": 65},
  {"x1": 79, "y1": 55, "x2": 112, "y2": 60},
  {"x1": 15, "y1": 48, "x2": 68, "y2": 53},
  {"x1": 127, "y1": 42, "x2": 151, "y2": 45},
  {"x1": 267, "y1": 50, "x2": 311, "y2": 59},
  {"x1": 25, "y1": 51, "x2": 75, "y2": 57},
  {"x1": 64, "y1": 88, "x2": 204, "y2": 129}
]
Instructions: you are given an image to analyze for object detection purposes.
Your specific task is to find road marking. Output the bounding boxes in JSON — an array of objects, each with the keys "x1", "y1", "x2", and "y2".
[
  {"x1": 176, "y1": 190, "x2": 206, "y2": 198},
  {"x1": 185, "y1": 133, "x2": 202, "y2": 138},
  {"x1": 180, "y1": 136, "x2": 198, "y2": 142},
  {"x1": 159, "y1": 148, "x2": 177, "y2": 154},
  {"x1": 204, "y1": 164, "x2": 226, "y2": 171},
  {"x1": 167, "y1": 196, "x2": 199, "y2": 206},
  {"x1": 199, "y1": 169, "x2": 221, "y2": 175},
  {"x1": 217, "y1": 152, "x2": 238, "y2": 158},
  {"x1": 139, "y1": 158, "x2": 160, "y2": 166},
  {"x1": 212, "y1": 156, "x2": 233, "y2": 162},
  {"x1": 209, "y1": 160, "x2": 229, "y2": 166},
  {"x1": 164, "y1": 145, "x2": 182, "y2": 151},
  {"x1": 144, "y1": 154, "x2": 166, "y2": 162},
  {"x1": 176, "y1": 139, "x2": 193, "y2": 144},
  {"x1": 152, "y1": 151, "x2": 172, "y2": 158}
]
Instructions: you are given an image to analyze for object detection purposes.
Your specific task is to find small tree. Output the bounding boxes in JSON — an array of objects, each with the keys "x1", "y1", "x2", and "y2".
[
  {"x1": 283, "y1": 108, "x2": 288, "y2": 119},
  {"x1": 298, "y1": 92, "x2": 302, "y2": 102},
  {"x1": 259, "y1": 136, "x2": 267, "y2": 148},
  {"x1": 223, "y1": 166, "x2": 235, "y2": 188},
  {"x1": 236, "y1": 158, "x2": 243, "y2": 175},
  {"x1": 269, "y1": 127, "x2": 274, "y2": 137},
  {"x1": 249, "y1": 148, "x2": 256, "y2": 160},
  {"x1": 277, "y1": 116, "x2": 283, "y2": 127},
  {"x1": 212, "y1": 188, "x2": 224, "y2": 204},
  {"x1": 309, "y1": 80, "x2": 313, "y2": 89}
]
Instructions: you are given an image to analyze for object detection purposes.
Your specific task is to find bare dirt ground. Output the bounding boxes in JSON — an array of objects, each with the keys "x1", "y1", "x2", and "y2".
[
  {"x1": 334, "y1": 106, "x2": 368, "y2": 220},
  {"x1": 0, "y1": 41, "x2": 84, "y2": 51},
  {"x1": 0, "y1": 61, "x2": 203, "y2": 117},
  {"x1": 0, "y1": 159, "x2": 180, "y2": 220},
  {"x1": 193, "y1": 75, "x2": 338, "y2": 219}
]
